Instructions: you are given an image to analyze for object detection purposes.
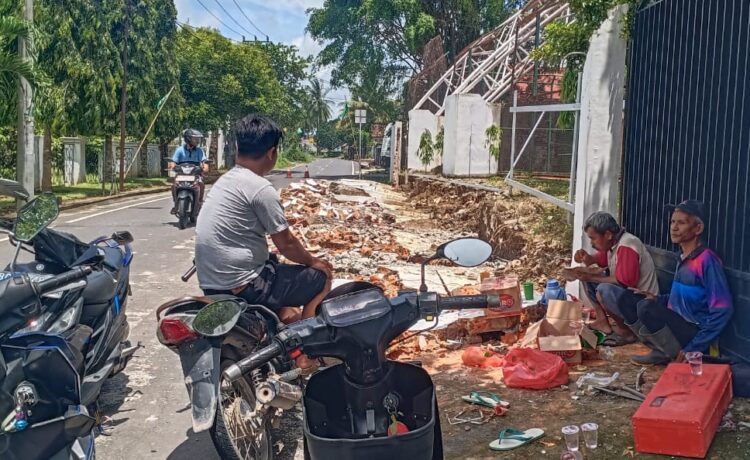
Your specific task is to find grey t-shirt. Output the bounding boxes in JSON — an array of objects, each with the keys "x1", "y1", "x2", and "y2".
[{"x1": 195, "y1": 166, "x2": 289, "y2": 290}]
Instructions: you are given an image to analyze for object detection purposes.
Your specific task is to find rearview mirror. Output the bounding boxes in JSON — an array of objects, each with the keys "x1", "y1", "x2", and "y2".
[
  {"x1": 13, "y1": 193, "x2": 59, "y2": 242},
  {"x1": 193, "y1": 299, "x2": 244, "y2": 337},
  {"x1": 438, "y1": 238, "x2": 493, "y2": 267}
]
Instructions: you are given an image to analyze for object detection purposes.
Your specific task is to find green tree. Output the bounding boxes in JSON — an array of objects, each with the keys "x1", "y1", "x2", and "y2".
[
  {"x1": 417, "y1": 129, "x2": 434, "y2": 171},
  {"x1": 307, "y1": 0, "x2": 519, "y2": 99},
  {"x1": 176, "y1": 26, "x2": 291, "y2": 146},
  {"x1": 434, "y1": 125, "x2": 444, "y2": 157},
  {"x1": 315, "y1": 120, "x2": 344, "y2": 151},
  {"x1": 260, "y1": 42, "x2": 312, "y2": 129},
  {"x1": 485, "y1": 124, "x2": 502, "y2": 161},
  {"x1": 350, "y1": 62, "x2": 401, "y2": 123},
  {"x1": 0, "y1": 0, "x2": 36, "y2": 128},
  {"x1": 305, "y1": 78, "x2": 331, "y2": 133},
  {"x1": 150, "y1": 0, "x2": 183, "y2": 162}
]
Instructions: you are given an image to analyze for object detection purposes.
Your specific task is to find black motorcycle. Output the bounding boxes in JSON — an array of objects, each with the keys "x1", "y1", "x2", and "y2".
[
  {"x1": 157, "y1": 237, "x2": 497, "y2": 459},
  {"x1": 0, "y1": 187, "x2": 137, "y2": 459},
  {"x1": 171, "y1": 161, "x2": 206, "y2": 229}
]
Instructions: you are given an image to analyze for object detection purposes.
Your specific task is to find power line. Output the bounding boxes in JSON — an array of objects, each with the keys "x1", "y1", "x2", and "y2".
[
  {"x1": 177, "y1": 20, "x2": 240, "y2": 43},
  {"x1": 194, "y1": 0, "x2": 245, "y2": 39},
  {"x1": 212, "y1": 0, "x2": 255, "y2": 38},
  {"x1": 230, "y1": 0, "x2": 268, "y2": 39}
]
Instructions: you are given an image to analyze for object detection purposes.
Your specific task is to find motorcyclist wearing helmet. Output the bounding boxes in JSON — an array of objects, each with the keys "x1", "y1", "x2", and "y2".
[{"x1": 169, "y1": 129, "x2": 208, "y2": 214}]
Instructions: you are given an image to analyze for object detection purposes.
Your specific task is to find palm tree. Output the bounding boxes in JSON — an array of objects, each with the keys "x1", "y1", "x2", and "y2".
[
  {"x1": 0, "y1": 12, "x2": 36, "y2": 125},
  {"x1": 306, "y1": 78, "x2": 332, "y2": 133}
]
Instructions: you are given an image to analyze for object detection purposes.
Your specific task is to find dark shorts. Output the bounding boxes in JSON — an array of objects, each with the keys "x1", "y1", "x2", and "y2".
[{"x1": 204, "y1": 260, "x2": 327, "y2": 312}]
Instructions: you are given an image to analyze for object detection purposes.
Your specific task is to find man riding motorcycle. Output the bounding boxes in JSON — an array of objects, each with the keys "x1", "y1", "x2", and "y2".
[
  {"x1": 195, "y1": 114, "x2": 332, "y2": 368},
  {"x1": 170, "y1": 128, "x2": 208, "y2": 214}
]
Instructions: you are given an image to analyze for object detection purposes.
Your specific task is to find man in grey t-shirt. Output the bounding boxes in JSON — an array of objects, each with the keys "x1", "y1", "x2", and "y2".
[{"x1": 195, "y1": 114, "x2": 332, "y2": 325}]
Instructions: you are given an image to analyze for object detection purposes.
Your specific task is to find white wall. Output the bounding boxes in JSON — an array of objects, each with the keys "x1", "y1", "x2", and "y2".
[
  {"x1": 407, "y1": 109, "x2": 440, "y2": 171},
  {"x1": 442, "y1": 94, "x2": 501, "y2": 177},
  {"x1": 570, "y1": 5, "x2": 629, "y2": 295}
]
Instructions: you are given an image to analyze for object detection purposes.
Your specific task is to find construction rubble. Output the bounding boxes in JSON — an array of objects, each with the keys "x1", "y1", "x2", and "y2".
[
  {"x1": 274, "y1": 177, "x2": 572, "y2": 352},
  {"x1": 277, "y1": 179, "x2": 409, "y2": 297},
  {"x1": 403, "y1": 176, "x2": 571, "y2": 288}
]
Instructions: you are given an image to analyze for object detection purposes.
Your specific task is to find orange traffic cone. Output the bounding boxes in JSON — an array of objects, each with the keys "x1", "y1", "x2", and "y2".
[
  {"x1": 304, "y1": 166, "x2": 310, "y2": 179},
  {"x1": 286, "y1": 167, "x2": 292, "y2": 178}
]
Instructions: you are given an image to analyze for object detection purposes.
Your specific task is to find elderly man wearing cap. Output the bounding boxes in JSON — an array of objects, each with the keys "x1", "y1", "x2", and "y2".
[{"x1": 622, "y1": 200, "x2": 734, "y2": 365}]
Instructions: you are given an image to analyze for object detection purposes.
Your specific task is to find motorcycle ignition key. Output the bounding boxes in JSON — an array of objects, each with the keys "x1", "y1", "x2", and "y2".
[{"x1": 383, "y1": 393, "x2": 400, "y2": 415}]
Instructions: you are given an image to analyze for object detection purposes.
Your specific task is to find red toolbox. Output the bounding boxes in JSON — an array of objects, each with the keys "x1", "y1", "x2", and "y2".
[{"x1": 632, "y1": 363, "x2": 732, "y2": 458}]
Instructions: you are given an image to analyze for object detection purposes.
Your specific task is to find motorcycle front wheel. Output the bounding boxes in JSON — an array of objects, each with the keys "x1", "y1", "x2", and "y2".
[
  {"x1": 177, "y1": 198, "x2": 190, "y2": 230},
  {"x1": 210, "y1": 359, "x2": 273, "y2": 460}
]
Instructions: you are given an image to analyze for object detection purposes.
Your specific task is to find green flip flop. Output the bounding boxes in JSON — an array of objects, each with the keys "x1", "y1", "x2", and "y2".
[
  {"x1": 461, "y1": 391, "x2": 510, "y2": 409},
  {"x1": 489, "y1": 428, "x2": 545, "y2": 451}
]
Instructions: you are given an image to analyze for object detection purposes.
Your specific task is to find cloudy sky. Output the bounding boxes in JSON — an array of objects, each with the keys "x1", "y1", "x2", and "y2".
[{"x1": 175, "y1": 0, "x2": 348, "y2": 112}]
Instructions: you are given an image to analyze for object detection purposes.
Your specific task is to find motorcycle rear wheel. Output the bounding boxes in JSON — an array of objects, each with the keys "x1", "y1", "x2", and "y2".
[{"x1": 210, "y1": 360, "x2": 273, "y2": 460}]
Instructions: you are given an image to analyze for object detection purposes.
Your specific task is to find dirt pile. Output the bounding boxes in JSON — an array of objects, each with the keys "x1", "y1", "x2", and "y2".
[{"x1": 404, "y1": 176, "x2": 570, "y2": 287}]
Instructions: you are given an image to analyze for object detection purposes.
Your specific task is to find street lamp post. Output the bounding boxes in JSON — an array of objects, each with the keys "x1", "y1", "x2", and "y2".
[{"x1": 355, "y1": 109, "x2": 366, "y2": 179}]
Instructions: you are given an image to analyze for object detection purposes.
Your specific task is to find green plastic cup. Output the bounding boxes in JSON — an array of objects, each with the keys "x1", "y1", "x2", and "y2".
[{"x1": 523, "y1": 281, "x2": 534, "y2": 301}]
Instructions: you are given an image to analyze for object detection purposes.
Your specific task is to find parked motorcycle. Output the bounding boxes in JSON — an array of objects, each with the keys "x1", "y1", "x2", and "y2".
[
  {"x1": 171, "y1": 161, "x2": 208, "y2": 229},
  {"x1": 157, "y1": 237, "x2": 497, "y2": 459},
  {"x1": 0, "y1": 184, "x2": 138, "y2": 459}
]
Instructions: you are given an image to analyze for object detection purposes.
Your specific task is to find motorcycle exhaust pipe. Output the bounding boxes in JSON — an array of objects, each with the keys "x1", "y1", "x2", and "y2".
[{"x1": 255, "y1": 378, "x2": 302, "y2": 410}]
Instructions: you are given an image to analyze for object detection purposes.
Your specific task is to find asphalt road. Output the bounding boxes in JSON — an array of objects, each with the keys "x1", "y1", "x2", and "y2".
[{"x1": 0, "y1": 159, "x2": 358, "y2": 460}]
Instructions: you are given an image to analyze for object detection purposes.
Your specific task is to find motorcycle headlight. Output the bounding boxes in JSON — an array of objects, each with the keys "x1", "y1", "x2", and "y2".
[{"x1": 48, "y1": 299, "x2": 83, "y2": 334}]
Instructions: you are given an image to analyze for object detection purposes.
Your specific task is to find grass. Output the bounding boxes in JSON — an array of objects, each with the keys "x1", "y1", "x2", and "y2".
[
  {"x1": 484, "y1": 173, "x2": 571, "y2": 200},
  {"x1": 275, "y1": 150, "x2": 316, "y2": 170},
  {"x1": 0, "y1": 177, "x2": 168, "y2": 215}
]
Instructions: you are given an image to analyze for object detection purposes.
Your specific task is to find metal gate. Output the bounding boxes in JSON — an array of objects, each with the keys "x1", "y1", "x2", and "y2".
[{"x1": 623, "y1": 0, "x2": 750, "y2": 363}]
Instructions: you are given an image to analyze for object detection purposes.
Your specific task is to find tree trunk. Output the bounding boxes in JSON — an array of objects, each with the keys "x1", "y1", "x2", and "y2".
[
  {"x1": 41, "y1": 125, "x2": 52, "y2": 192},
  {"x1": 209, "y1": 130, "x2": 219, "y2": 171},
  {"x1": 140, "y1": 139, "x2": 149, "y2": 177},
  {"x1": 159, "y1": 138, "x2": 169, "y2": 177},
  {"x1": 104, "y1": 135, "x2": 113, "y2": 182}
]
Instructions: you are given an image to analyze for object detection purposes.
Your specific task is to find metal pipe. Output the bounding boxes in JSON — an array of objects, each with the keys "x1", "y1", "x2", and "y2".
[
  {"x1": 568, "y1": 71, "x2": 583, "y2": 221},
  {"x1": 509, "y1": 90, "x2": 518, "y2": 193}
]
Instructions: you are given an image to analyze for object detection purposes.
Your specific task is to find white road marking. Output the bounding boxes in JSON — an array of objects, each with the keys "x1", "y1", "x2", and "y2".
[{"x1": 64, "y1": 195, "x2": 170, "y2": 224}]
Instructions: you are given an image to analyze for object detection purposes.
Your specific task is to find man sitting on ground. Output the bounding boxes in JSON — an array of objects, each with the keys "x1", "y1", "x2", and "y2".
[
  {"x1": 572, "y1": 212, "x2": 659, "y2": 346},
  {"x1": 625, "y1": 200, "x2": 733, "y2": 365}
]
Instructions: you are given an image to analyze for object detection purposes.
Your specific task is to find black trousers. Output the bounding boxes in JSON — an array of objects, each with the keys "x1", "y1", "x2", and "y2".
[{"x1": 621, "y1": 297, "x2": 699, "y2": 348}]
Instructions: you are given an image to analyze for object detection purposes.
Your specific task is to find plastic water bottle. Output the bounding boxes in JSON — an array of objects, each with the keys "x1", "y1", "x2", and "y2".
[{"x1": 541, "y1": 279, "x2": 566, "y2": 306}]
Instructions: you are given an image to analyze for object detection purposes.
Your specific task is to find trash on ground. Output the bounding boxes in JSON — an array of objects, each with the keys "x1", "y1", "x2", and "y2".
[
  {"x1": 576, "y1": 372, "x2": 620, "y2": 389},
  {"x1": 503, "y1": 348, "x2": 569, "y2": 390}
]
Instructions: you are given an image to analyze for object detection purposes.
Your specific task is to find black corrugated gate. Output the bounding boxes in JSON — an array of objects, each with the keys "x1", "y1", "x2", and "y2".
[{"x1": 623, "y1": 0, "x2": 750, "y2": 363}]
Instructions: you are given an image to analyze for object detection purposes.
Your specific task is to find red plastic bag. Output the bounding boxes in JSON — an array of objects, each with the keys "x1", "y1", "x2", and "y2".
[
  {"x1": 461, "y1": 346, "x2": 504, "y2": 368},
  {"x1": 502, "y1": 348, "x2": 569, "y2": 389}
]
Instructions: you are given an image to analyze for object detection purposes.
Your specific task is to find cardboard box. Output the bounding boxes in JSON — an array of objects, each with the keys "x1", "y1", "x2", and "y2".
[
  {"x1": 538, "y1": 335, "x2": 582, "y2": 364},
  {"x1": 480, "y1": 276, "x2": 522, "y2": 317},
  {"x1": 518, "y1": 300, "x2": 597, "y2": 364},
  {"x1": 632, "y1": 363, "x2": 732, "y2": 458}
]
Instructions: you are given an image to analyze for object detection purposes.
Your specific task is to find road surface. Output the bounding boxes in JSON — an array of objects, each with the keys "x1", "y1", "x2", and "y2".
[{"x1": 0, "y1": 159, "x2": 358, "y2": 460}]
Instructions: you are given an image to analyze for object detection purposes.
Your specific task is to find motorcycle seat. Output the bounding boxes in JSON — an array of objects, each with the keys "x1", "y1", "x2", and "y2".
[{"x1": 82, "y1": 270, "x2": 117, "y2": 307}]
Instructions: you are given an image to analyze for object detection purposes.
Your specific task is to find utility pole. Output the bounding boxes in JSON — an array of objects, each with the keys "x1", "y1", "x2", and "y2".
[
  {"x1": 118, "y1": 0, "x2": 131, "y2": 192},
  {"x1": 16, "y1": 0, "x2": 34, "y2": 206}
]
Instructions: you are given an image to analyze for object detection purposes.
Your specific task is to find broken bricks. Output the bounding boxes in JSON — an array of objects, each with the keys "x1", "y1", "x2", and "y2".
[{"x1": 281, "y1": 180, "x2": 408, "y2": 262}]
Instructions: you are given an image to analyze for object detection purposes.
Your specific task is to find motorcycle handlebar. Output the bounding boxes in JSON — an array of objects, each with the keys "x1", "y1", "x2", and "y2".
[
  {"x1": 35, "y1": 266, "x2": 93, "y2": 294},
  {"x1": 181, "y1": 264, "x2": 197, "y2": 282},
  {"x1": 437, "y1": 294, "x2": 500, "y2": 310},
  {"x1": 223, "y1": 341, "x2": 283, "y2": 383}
]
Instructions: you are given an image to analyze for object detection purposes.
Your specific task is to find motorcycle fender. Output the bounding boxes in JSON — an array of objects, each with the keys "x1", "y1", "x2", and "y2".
[
  {"x1": 177, "y1": 338, "x2": 221, "y2": 433},
  {"x1": 177, "y1": 189, "x2": 192, "y2": 200}
]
